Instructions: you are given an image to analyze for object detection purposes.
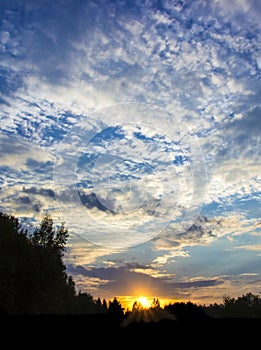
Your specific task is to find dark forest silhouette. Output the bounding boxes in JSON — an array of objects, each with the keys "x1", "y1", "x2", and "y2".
[{"x1": 1, "y1": 211, "x2": 261, "y2": 331}]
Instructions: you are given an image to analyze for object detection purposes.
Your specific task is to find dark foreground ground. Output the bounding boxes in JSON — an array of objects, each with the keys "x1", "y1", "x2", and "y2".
[
  {"x1": 2, "y1": 316, "x2": 261, "y2": 349},
  {"x1": 2, "y1": 314, "x2": 261, "y2": 341}
]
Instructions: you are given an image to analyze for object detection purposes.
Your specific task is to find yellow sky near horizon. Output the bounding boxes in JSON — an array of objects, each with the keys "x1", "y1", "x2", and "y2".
[{"x1": 117, "y1": 296, "x2": 178, "y2": 311}]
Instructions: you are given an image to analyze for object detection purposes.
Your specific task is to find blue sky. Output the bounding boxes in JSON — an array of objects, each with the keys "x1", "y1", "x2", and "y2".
[{"x1": 0, "y1": 0, "x2": 260, "y2": 305}]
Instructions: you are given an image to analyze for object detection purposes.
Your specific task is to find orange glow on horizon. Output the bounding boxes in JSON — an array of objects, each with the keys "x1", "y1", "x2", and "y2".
[{"x1": 117, "y1": 296, "x2": 178, "y2": 311}]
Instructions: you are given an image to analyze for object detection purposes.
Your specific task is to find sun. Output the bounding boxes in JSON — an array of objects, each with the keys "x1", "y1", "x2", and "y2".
[{"x1": 138, "y1": 297, "x2": 150, "y2": 309}]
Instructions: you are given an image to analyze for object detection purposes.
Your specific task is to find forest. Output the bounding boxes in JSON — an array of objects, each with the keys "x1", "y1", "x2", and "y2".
[{"x1": 1, "y1": 211, "x2": 261, "y2": 332}]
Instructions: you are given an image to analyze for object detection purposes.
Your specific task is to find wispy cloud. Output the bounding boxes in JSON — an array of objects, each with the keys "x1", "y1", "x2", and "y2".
[{"x1": 235, "y1": 244, "x2": 261, "y2": 251}]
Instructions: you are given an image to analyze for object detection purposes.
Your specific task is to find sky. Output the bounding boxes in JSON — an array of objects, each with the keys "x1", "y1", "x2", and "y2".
[{"x1": 0, "y1": 0, "x2": 260, "y2": 308}]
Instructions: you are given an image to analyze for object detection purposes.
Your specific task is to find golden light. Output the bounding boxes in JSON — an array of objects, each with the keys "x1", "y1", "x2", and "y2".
[
  {"x1": 138, "y1": 296, "x2": 150, "y2": 309},
  {"x1": 117, "y1": 296, "x2": 177, "y2": 311}
]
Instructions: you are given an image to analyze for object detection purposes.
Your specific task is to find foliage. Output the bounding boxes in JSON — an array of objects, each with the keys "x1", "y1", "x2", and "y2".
[
  {"x1": 204, "y1": 292, "x2": 261, "y2": 318},
  {"x1": 31, "y1": 213, "x2": 68, "y2": 256},
  {"x1": 151, "y1": 298, "x2": 161, "y2": 309},
  {"x1": 165, "y1": 301, "x2": 208, "y2": 321},
  {"x1": 0, "y1": 212, "x2": 75, "y2": 313},
  {"x1": 132, "y1": 301, "x2": 143, "y2": 312},
  {"x1": 108, "y1": 297, "x2": 125, "y2": 323},
  {"x1": 73, "y1": 292, "x2": 106, "y2": 314}
]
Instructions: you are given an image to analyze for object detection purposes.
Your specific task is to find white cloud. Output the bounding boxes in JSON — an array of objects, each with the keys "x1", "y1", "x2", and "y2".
[
  {"x1": 152, "y1": 250, "x2": 190, "y2": 267},
  {"x1": 0, "y1": 0, "x2": 260, "y2": 300}
]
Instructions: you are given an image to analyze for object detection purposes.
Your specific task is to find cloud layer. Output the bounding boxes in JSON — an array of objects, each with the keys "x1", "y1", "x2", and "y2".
[{"x1": 0, "y1": 0, "x2": 260, "y2": 302}]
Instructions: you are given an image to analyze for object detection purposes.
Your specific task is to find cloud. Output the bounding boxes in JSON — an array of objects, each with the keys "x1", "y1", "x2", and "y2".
[
  {"x1": 0, "y1": 0, "x2": 260, "y2": 303},
  {"x1": 124, "y1": 262, "x2": 152, "y2": 270},
  {"x1": 235, "y1": 244, "x2": 261, "y2": 251},
  {"x1": 1, "y1": 0, "x2": 259, "y2": 119},
  {"x1": 64, "y1": 239, "x2": 115, "y2": 267},
  {"x1": 152, "y1": 250, "x2": 190, "y2": 267},
  {"x1": 79, "y1": 192, "x2": 113, "y2": 212},
  {"x1": 67, "y1": 263, "x2": 224, "y2": 299},
  {"x1": 23, "y1": 187, "x2": 55, "y2": 198},
  {"x1": 0, "y1": 134, "x2": 54, "y2": 170},
  {"x1": 152, "y1": 214, "x2": 260, "y2": 251},
  {"x1": 0, "y1": 66, "x2": 24, "y2": 95},
  {"x1": 215, "y1": 106, "x2": 261, "y2": 161},
  {"x1": 180, "y1": 274, "x2": 261, "y2": 305},
  {"x1": 0, "y1": 134, "x2": 59, "y2": 220}
]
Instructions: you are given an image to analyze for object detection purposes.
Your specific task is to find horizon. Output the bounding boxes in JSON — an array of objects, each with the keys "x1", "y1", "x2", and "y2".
[
  {"x1": 0, "y1": 0, "x2": 260, "y2": 306},
  {"x1": 106, "y1": 295, "x2": 223, "y2": 311}
]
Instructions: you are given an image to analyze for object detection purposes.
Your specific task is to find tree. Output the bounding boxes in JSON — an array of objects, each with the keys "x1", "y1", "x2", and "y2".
[
  {"x1": 238, "y1": 292, "x2": 261, "y2": 309},
  {"x1": 74, "y1": 292, "x2": 98, "y2": 314},
  {"x1": 204, "y1": 292, "x2": 261, "y2": 318},
  {"x1": 223, "y1": 294, "x2": 235, "y2": 307},
  {"x1": 0, "y1": 212, "x2": 31, "y2": 313},
  {"x1": 31, "y1": 213, "x2": 68, "y2": 256},
  {"x1": 151, "y1": 298, "x2": 161, "y2": 309},
  {"x1": 108, "y1": 297, "x2": 125, "y2": 323},
  {"x1": 0, "y1": 211, "x2": 75, "y2": 314},
  {"x1": 96, "y1": 297, "x2": 102, "y2": 307},
  {"x1": 132, "y1": 301, "x2": 143, "y2": 312},
  {"x1": 102, "y1": 298, "x2": 108, "y2": 311},
  {"x1": 165, "y1": 301, "x2": 209, "y2": 321},
  {"x1": 30, "y1": 213, "x2": 75, "y2": 313}
]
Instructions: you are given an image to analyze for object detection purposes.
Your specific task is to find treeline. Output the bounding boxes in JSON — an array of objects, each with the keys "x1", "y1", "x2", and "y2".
[
  {"x1": 202, "y1": 293, "x2": 261, "y2": 318},
  {"x1": 1, "y1": 211, "x2": 261, "y2": 320},
  {"x1": 0, "y1": 211, "x2": 124, "y2": 316},
  {"x1": 163, "y1": 293, "x2": 261, "y2": 320}
]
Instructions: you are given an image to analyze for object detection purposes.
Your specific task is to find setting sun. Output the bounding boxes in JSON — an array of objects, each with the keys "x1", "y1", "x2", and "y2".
[{"x1": 138, "y1": 297, "x2": 150, "y2": 309}]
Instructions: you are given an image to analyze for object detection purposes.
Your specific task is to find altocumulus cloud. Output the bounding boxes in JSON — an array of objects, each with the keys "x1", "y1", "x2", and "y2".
[{"x1": 0, "y1": 0, "x2": 260, "y2": 302}]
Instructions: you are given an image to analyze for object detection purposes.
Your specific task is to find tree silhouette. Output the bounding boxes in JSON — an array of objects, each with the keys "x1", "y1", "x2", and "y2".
[
  {"x1": 0, "y1": 212, "x2": 31, "y2": 313},
  {"x1": 165, "y1": 301, "x2": 208, "y2": 321},
  {"x1": 132, "y1": 300, "x2": 143, "y2": 312},
  {"x1": 151, "y1": 298, "x2": 161, "y2": 309},
  {"x1": 102, "y1": 298, "x2": 108, "y2": 311},
  {"x1": 30, "y1": 214, "x2": 75, "y2": 313},
  {"x1": 75, "y1": 292, "x2": 95, "y2": 314},
  {"x1": 108, "y1": 297, "x2": 125, "y2": 323},
  {"x1": 96, "y1": 297, "x2": 102, "y2": 307},
  {"x1": 0, "y1": 212, "x2": 75, "y2": 314},
  {"x1": 204, "y1": 292, "x2": 261, "y2": 318},
  {"x1": 31, "y1": 213, "x2": 68, "y2": 255}
]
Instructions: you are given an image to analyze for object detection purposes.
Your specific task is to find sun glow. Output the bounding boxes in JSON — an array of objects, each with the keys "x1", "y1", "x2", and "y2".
[
  {"x1": 138, "y1": 297, "x2": 150, "y2": 309},
  {"x1": 117, "y1": 296, "x2": 176, "y2": 311}
]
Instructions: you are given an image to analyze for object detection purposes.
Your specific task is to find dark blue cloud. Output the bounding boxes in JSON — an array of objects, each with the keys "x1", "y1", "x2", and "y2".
[
  {"x1": 23, "y1": 186, "x2": 55, "y2": 198},
  {"x1": 79, "y1": 192, "x2": 114, "y2": 212}
]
